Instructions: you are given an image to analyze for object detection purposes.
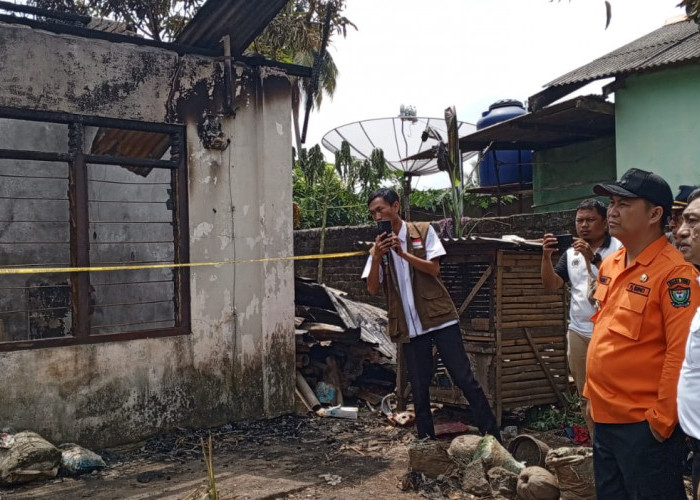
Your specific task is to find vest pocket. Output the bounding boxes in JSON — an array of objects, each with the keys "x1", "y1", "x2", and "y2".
[
  {"x1": 609, "y1": 291, "x2": 648, "y2": 341},
  {"x1": 420, "y1": 288, "x2": 454, "y2": 317}
]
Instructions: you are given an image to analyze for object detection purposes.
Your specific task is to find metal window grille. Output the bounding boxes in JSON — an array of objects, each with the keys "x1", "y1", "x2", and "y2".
[{"x1": 0, "y1": 107, "x2": 190, "y2": 350}]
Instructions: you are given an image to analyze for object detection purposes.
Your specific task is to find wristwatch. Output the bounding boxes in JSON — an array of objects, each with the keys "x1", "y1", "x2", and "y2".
[{"x1": 591, "y1": 253, "x2": 602, "y2": 266}]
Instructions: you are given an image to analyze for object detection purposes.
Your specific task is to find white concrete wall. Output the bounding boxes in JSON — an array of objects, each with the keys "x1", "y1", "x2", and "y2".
[{"x1": 0, "y1": 21, "x2": 295, "y2": 447}]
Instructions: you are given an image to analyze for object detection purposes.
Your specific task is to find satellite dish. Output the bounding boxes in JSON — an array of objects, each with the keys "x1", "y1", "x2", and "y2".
[{"x1": 321, "y1": 116, "x2": 476, "y2": 177}]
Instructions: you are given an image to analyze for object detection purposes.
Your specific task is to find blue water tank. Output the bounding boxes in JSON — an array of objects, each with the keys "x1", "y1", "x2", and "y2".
[{"x1": 476, "y1": 99, "x2": 533, "y2": 187}]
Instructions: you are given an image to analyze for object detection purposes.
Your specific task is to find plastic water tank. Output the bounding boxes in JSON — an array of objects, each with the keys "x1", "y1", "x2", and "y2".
[{"x1": 476, "y1": 99, "x2": 533, "y2": 187}]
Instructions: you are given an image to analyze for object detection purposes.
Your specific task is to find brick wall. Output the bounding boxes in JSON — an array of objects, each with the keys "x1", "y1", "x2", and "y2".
[{"x1": 293, "y1": 210, "x2": 576, "y2": 305}]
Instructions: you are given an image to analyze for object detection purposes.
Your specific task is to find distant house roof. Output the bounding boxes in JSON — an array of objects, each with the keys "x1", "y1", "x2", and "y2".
[
  {"x1": 530, "y1": 19, "x2": 700, "y2": 110},
  {"x1": 403, "y1": 96, "x2": 614, "y2": 161},
  {"x1": 176, "y1": 0, "x2": 289, "y2": 54}
]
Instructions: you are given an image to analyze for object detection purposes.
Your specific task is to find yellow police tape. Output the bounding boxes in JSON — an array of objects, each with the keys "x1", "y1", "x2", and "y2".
[{"x1": 0, "y1": 250, "x2": 368, "y2": 275}]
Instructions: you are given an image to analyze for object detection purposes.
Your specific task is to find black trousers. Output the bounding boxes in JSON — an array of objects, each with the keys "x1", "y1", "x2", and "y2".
[
  {"x1": 688, "y1": 436, "x2": 700, "y2": 500},
  {"x1": 593, "y1": 421, "x2": 687, "y2": 500},
  {"x1": 402, "y1": 323, "x2": 499, "y2": 439}
]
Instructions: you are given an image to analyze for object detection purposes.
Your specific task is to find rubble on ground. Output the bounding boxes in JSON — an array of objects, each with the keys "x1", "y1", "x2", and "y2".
[{"x1": 294, "y1": 277, "x2": 396, "y2": 414}]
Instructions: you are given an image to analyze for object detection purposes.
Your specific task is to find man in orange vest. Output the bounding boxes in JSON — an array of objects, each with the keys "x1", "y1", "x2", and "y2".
[
  {"x1": 586, "y1": 168, "x2": 700, "y2": 499},
  {"x1": 362, "y1": 188, "x2": 499, "y2": 441}
]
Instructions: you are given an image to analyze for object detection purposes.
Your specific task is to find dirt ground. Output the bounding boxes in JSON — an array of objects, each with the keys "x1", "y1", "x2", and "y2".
[{"x1": 0, "y1": 407, "x2": 693, "y2": 500}]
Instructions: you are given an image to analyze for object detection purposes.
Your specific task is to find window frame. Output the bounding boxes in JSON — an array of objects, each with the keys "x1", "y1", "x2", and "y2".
[{"x1": 0, "y1": 106, "x2": 190, "y2": 351}]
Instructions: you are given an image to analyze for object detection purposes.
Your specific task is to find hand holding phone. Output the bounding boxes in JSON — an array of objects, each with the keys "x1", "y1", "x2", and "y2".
[
  {"x1": 554, "y1": 233, "x2": 574, "y2": 252},
  {"x1": 377, "y1": 220, "x2": 392, "y2": 239}
]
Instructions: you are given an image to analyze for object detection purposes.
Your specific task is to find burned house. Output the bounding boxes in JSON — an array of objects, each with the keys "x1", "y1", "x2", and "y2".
[{"x1": 0, "y1": 1, "x2": 305, "y2": 447}]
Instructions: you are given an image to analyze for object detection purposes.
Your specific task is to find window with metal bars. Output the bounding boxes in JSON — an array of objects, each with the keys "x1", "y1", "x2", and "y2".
[{"x1": 0, "y1": 108, "x2": 190, "y2": 350}]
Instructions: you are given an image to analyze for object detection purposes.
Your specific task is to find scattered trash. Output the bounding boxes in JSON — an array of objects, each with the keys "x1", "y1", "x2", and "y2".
[
  {"x1": 0, "y1": 434, "x2": 14, "y2": 449},
  {"x1": 387, "y1": 411, "x2": 415, "y2": 427},
  {"x1": 0, "y1": 431, "x2": 61, "y2": 485},
  {"x1": 316, "y1": 405, "x2": 358, "y2": 420},
  {"x1": 318, "y1": 473, "x2": 342, "y2": 485},
  {"x1": 314, "y1": 381, "x2": 337, "y2": 404},
  {"x1": 58, "y1": 443, "x2": 107, "y2": 475},
  {"x1": 564, "y1": 424, "x2": 591, "y2": 446},
  {"x1": 502, "y1": 425, "x2": 518, "y2": 440}
]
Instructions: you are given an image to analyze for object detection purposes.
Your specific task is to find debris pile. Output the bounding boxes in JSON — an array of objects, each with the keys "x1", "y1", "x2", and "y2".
[
  {"x1": 0, "y1": 430, "x2": 105, "y2": 485},
  {"x1": 294, "y1": 277, "x2": 397, "y2": 414},
  {"x1": 401, "y1": 432, "x2": 594, "y2": 500}
]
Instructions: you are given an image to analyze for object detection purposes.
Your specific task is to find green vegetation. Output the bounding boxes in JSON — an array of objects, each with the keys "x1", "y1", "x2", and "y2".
[{"x1": 524, "y1": 393, "x2": 585, "y2": 431}]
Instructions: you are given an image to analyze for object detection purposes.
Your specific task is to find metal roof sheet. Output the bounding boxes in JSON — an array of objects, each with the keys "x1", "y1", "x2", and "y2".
[
  {"x1": 176, "y1": 0, "x2": 289, "y2": 54},
  {"x1": 403, "y1": 96, "x2": 614, "y2": 161},
  {"x1": 546, "y1": 19, "x2": 700, "y2": 88}
]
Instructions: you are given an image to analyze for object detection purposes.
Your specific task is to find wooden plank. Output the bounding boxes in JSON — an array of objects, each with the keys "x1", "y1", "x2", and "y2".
[
  {"x1": 501, "y1": 314, "x2": 565, "y2": 323},
  {"x1": 502, "y1": 396, "x2": 560, "y2": 408},
  {"x1": 502, "y1": 307, "x2": 565, "y2": 316},
  {"x1": 502, "y1": 344, "x2": 565, "y2": 355},
  {"x1": 500, "y1": 378, "x2": 567, "y2": 392},
  {"x1": 501, "y1": 279, "x2": 545, "y2": 285},
  {"x1": 501, "y1": 326, "x2": 565, "y2": 339},
  {"x1": 503, "y1": 364, "x2": 568, "y2": 376},
  {"x1": 495, "y1": 250, "x2": 504, "y2": 427},
  {"x1": 501, "y1": 336, "x2": 565, "y2": 346},
  {"x1": 457, "y1": 265, "x2": 493, "y2": 316},
  {"x1": 502, "y1": 369, "x2": 568, "y2": 381},
  {"x1": 500, "y1": 320, "x2": 564, "y2": 328},
  {"x1": 523, "y1": 327, "x2": 566, "y2": 406},
  {"x1": 501, "y1": 350, "x2": 565, "y2": 361},
  {"x1": 502, "y1": 356, "x2": 567, "y2": 367},
  {"x1": 501, "y1": 295, "x2": 563, "y2": 303}
]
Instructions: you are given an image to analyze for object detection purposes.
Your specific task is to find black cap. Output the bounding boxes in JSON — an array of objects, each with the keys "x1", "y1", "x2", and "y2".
[
  {"x1": 594, "y1": 168, "x2": 673, "y2": 215},
  {"x1": 672, "y1": 185, "x2": 698, "y2": 210}
]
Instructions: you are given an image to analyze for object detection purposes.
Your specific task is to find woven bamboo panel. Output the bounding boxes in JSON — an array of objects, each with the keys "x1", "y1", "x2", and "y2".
[{"x1": 430, "y1": 248, "x2": 568, "y2": 417}]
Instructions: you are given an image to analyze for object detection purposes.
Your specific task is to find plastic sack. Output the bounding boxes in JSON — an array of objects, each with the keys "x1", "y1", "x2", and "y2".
[
  {"x1": 545, "y1": 446, "x2": 595, "y2": 500},
  {"x1": 447, "y1": 434, "x2": 482, "y2": 462},
  {"x1": 0, "y1": 431, "x2": 61, "y2": 485},
  {"x1": 517, "y1": 466, "x2": 560, "y2": 500},
  {"x1": 59, "y1": 443, "x2": 107, "y2": 475},
  {"x1": 472, "y1": 434, "x2": 524, "y2": 474}
]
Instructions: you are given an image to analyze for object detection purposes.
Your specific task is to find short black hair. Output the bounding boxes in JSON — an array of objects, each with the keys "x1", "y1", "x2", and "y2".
[
  {"x1": 576, "y1": 198, "x2": 607, "y2": 219},
  {"x1": 367, "y1": 187, "x2": 399, "y2": 206},
  {"x1": 688, "y1": 187, "x2": 700, "y2": 205}
]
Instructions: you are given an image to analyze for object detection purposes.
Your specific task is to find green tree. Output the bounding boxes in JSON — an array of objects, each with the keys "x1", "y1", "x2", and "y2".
[
  {"x1": 252, "y1": 1, "x2": 356, "y2": 153},
  {"x1": 294, "y1": 144, "x2": 369, "y2": 281},
  {"x1": 334, "y1": 141, "x2": 388, "y2": 198}
]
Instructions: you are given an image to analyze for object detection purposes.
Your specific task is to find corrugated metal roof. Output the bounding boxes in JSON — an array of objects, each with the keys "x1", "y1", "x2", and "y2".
[
  {"x1": 403, "y1": 96, "x2": 614, "y2": 161},
  {"x1": 176, "y1": 0, "x2": 289, "y2": 54},
  {"x1": 546, "y1": 19, "x2": 700, "y2": 88}
]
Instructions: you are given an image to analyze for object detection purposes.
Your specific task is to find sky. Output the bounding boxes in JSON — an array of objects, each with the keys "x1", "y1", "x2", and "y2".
[{"x1": 303, "y1": 0, "x2": 685, "y2": 189}]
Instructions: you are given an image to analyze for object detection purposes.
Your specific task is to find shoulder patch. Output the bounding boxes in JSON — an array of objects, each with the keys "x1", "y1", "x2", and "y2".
[
  {"x1": 668, "y1": 277, "x2": 691, "y2": 308},
  {"x1": 626, "y1": 283, "x2": 650, "y2": 297}
]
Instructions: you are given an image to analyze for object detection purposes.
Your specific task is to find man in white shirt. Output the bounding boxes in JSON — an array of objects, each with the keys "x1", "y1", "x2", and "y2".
[
  {"x1": 540, "y1": 199, "x2": 622, "y2": 436},
  {"x1": 676, "y1": 187, "x2": 700, "y2": 500},
  {"x1": 362, "y1": 188, "x2": 499, "y2": 441}
]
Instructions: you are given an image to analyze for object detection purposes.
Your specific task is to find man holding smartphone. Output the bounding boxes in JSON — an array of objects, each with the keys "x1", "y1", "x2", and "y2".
[
  {"x1": 540, "y1": 199, "x2": 622, "y2": 437},
  {"x1": 362, "y1": 188, "x2": 500, "y2": 441}
]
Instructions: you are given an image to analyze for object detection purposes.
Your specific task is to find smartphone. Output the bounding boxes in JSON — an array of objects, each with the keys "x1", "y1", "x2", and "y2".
[
  {"x1": 554, "y1": 233, "x2": 574, "y2": 252},
  {"x1": 377, "y1": 220, "x2": 392, "y2": 238}
]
